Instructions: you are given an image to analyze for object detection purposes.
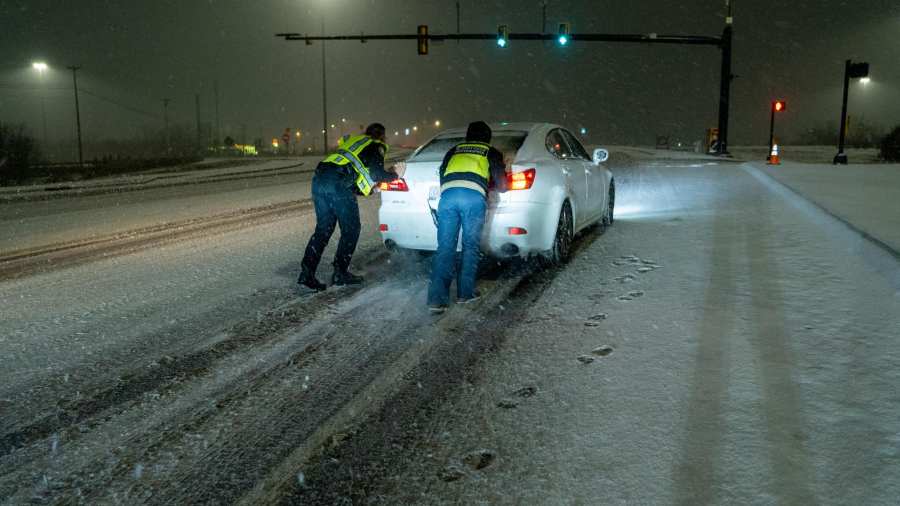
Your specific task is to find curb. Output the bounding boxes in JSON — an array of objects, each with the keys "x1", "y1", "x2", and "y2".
[{"x1": 743, "y1": 163, "x2": 900, "y2": 262}]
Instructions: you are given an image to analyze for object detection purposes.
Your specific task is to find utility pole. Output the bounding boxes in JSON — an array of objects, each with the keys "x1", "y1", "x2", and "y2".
[
  {"x1": 716, "y1": 0, "x2": 734, "y2": 156},
  {"x1": 214, "y1": 80, "x2": 221, "y2": 152},
  {"x1": 162, "y1": 98, "x2": 171, "y2": 153},
  {"x1": 456, "y1": 1, "x2": 461, "y2": 44},
  {"x1": 321, "y1": 16, "x2": 329, "y2": 154},
  {"x1": 67, "y1": 65, "x2": 84, "y2": 167},
  {"x1": 195, "y1": 93, "x2": 202, "y2": 153}
]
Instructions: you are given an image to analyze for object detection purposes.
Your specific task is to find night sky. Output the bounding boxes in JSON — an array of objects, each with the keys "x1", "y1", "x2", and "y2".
[{"x1": 1, "y1": 0, "x2": 898, "y2": 154}]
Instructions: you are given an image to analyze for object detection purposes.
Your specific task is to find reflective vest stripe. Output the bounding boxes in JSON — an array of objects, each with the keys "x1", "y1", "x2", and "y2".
[
  {"x1": 442, "y1": 142, "x2": 491, "y2": 195},
  {"x1": 338, "y1": 147, "x2": 376, "y2": 194},
  {"x1": 321, "y1": 134, "x2": 387, "y2": 196}
]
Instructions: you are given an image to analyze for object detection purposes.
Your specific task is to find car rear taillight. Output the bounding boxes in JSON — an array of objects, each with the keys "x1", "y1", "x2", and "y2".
[
  {"x1": 507, "y1": 168, "x2": 536, "y2": 190},
  {"x1": 379, "y1": 224, "x2": 389, "y2": 232},
  {"x1": 508, "y1": 227, "x2": 528, "y2": 235},
  {"x1": 379, "y1": 179, "x2": 409, "y2": 191}
]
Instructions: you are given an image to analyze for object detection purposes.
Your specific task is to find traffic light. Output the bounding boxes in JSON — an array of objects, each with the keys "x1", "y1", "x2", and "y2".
[
  {"x1": 557, "y1": 22, "x2": 570, "y2": 45},
  {"x1": 773, "y1": 100, "x2": 786, "y2": 112},
  {"x1": 417, "y1": 25, "x2": 428, "y2": 55},
  {"x1": 497, "y1": 24, "x2": 509, "y2": 48}
]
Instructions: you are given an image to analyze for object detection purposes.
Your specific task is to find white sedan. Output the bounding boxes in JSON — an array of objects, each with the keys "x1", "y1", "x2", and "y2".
[{"x1": 378, "y1": 122, "x2": 614, "y2": 264}]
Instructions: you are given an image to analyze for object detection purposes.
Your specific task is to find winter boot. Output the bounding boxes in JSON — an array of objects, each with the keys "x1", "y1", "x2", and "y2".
[
  {"x1": 298, "y1": 270, "x2": 327, "y2": 292},
  {"x1": 332, "y1": 270, "x2": 364, "y2": 286}
]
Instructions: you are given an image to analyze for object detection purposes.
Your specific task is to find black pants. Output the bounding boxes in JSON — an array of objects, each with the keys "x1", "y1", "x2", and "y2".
[{"x1": 300, "y1": 171, "x2": 361, "y2": 277}]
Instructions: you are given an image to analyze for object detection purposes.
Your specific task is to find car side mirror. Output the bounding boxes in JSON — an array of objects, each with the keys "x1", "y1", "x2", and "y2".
[{"x1": 592, "y1": 148, "x2": 609, "y2": 164}]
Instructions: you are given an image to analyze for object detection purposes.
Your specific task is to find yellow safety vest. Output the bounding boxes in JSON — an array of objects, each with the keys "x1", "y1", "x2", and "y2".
[
  {"x1": 323, "y1": 134, "x2": 389, "y2": 196},
  {"x1": 441, "y1": 142, "x2": 491, "y2": 196}
]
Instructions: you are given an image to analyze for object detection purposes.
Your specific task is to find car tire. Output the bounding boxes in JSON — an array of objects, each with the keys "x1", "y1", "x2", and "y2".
[
  {"x1": 543, "y1": 201, "x2": 574, "y2": 267},
  {"x1": 602, "y1": 181, "x2": 615, "y2": 227}
]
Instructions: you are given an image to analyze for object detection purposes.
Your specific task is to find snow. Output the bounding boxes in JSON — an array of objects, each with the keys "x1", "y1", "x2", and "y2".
[
  {"x1": 756, "y1": 161, "x2": 900, "y2": 254},
  {"x1": 346, "y1": 157, "x2": 900, "y2": 505},
  {"x1": 2, "y1": 150, "x2": 899, "y2": 503}
]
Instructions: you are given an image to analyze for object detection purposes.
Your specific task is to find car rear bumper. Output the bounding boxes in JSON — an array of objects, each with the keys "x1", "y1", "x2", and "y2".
[{"x1": 379, "y1": 201, "x2": 558, "y2": 258}]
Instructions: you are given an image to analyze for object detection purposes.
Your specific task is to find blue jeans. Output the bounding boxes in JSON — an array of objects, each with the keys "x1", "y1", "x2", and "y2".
[{"x1": 427, "y1": 187, "x2": 487, "y2": 306}]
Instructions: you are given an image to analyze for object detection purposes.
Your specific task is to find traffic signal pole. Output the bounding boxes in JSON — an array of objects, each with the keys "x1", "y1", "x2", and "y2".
[
  {"x1": 716, "y1": 23, "x2": 733, "y2": 155},
  {"x1": 768, "y1": 103, "x2": 777, "y2": 158},
  {"x1": 277, "y1": 24, "x2": 733, "y2": 156}
]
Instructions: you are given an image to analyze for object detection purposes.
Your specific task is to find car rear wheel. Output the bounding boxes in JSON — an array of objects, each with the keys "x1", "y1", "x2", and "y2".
[{"x1": 543, "y1": 201, "x2": 573, "y2": 267}]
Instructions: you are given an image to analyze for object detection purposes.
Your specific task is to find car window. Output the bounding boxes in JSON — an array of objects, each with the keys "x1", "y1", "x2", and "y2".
[
  {"x1": 410, "y1": 132, "x2": 527, "y2": 163},
  {"x1": 562, "y1": 130, "x2": 591, "y2": 161},
  {"x1": 546, "y1": 129, "x2": 575, "y2": 160}
]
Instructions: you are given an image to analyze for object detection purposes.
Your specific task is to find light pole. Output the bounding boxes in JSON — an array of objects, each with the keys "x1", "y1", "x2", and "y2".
[
  {"x1": 67, "y1": 65, "x2": 84, "y2": 167},
  {"x1": 320, "y1": 16, "x2": 329, "y2": 154},
  {"x1": 163, "y1": 98, "x2": 171, "y2": 153},
  {"x1": 834, "y1": 59, "x2": 870, "y2": 165},
  {"x1": 32, "y1": 62, "x2": 49, "y2": 155}
]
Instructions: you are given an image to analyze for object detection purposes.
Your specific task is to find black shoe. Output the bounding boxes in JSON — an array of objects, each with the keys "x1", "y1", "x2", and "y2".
[
  {"x1": 332, "y1": 270, "x2": 364, "y2": 286},
  {"x1": 298, "y1": 274, "x2": 327, "y2": 292}
]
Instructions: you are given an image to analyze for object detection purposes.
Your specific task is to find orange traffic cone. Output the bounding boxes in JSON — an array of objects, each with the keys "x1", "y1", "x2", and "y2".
[{"x1": 767, "y1": 143, "x2": 781, "y2": 165}]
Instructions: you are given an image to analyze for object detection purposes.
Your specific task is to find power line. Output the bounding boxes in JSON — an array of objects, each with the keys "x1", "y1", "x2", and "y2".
[
  {"x1": 79, "y1": 88, "x2": 162, "y2": 120},
  {"x1": 0, "y1": 83, "x2": 166, "y2": 121}
]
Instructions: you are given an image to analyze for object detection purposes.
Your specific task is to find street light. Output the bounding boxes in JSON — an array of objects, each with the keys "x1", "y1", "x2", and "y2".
[
  {"x1": 860, "y1": 77, "x2": 871, "y2": 85},
  {"x1": 31, "y1": 62, "x2": 49, "y2": 153},
  {"x1": 834, "y1": 59, "x2": 870, "y2": 165},
  {"x1": 434, "y1": 120, "x2": 441, "y2": 127}
]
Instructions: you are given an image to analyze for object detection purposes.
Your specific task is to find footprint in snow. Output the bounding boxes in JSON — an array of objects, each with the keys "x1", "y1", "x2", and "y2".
[
  {"x1": 592, "y1": 345, "x2": 614, "y2": 357},
  {"x1": 585, "y1": 314, "x2": 608, "y2": 327},
  {"x1": 619, "y1": 291, "x2": 644, "y2": 301},
  {"x1": 577, "y1": 355, "x2": 595, "y2": 364},
  {"x1": 615, "y1": 274, "x2": 636, "y2": 284},
  {"x1": 439, "y1": 463, "x2": 467, "y2": 482},
  {"x1": 462, "y1": 449, "x2": 497, "y2": 471},
  {"x1": 498, "y1": 385, "x2": 537, "y2": 409},
  {"x1": 513, "y1": 386, "x2": 538, "y2": 398}
]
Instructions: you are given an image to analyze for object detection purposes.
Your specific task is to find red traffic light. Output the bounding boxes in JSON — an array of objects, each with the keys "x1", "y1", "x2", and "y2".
[{"x1": 773, "y1": 100, "x2": 786, "y2": 112}]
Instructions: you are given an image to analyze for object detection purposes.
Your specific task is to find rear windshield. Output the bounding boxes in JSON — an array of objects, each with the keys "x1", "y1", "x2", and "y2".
[{"x1": 410, "y1": 132, "x2": 528, "y2": 162}]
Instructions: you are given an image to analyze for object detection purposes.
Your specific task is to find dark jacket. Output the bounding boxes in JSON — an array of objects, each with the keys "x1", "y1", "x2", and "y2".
[
  {"x1": 315, "y1": 141, "x2": 395, "y2": 193},
  {"x1": 438, "y1": 145, "x2": 508, "y2": 196}
]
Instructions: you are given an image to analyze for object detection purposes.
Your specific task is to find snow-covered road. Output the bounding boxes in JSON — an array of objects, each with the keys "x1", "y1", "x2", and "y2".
[
  {"x1": 1, "y1": 155, "x2": 898, "y2": 504},
  {"x1": 287, "y1": 158, "x2": 900, "y2": 505}
]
